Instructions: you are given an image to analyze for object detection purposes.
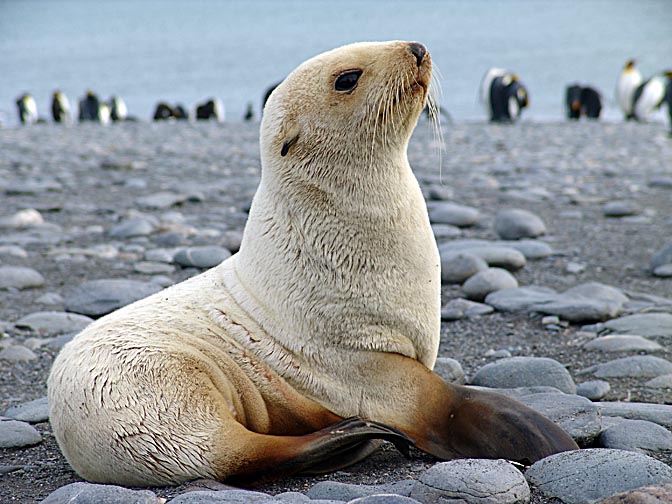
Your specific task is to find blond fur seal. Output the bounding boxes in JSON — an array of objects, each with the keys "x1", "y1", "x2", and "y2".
[{"x1": 48, "y1": 41, "x2": 578, "y2": 488}]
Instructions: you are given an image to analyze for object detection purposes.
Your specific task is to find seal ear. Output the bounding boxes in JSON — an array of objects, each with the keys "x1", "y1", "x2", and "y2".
[{"x1": 280, "y1": 121, "x2": 300, "y2": 157}]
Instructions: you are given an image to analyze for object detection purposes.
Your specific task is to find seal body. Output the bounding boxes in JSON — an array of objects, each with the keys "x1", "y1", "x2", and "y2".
[
  {"x1": 49, "y1": 41, "x2": 577, "y2": 488},
  {"x1": 480, "y1": 68, "x2": 529, "y2": 122}
]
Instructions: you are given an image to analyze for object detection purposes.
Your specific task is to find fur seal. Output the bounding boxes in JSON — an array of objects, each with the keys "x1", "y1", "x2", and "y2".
[{"x1": 48, "y1": 41, "x2": 577, "y2": 488}]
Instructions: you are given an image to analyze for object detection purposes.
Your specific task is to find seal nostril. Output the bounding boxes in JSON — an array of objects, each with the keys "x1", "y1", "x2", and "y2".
[{"x1": 408, "y1": 42, "x2": 426, "y2": 67}]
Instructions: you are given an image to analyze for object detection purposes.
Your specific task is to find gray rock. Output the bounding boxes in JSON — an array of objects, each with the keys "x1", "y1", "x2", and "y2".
[
  {"x1": 603, "y1": 200, "x2": 641, "y2": 217},
  {"x1": 5, "y1": 179, "x2": 62, "y2": 195},
  {"x1": 441, "y1": 298, "x2": 494, "y2": 321},
  {"x1": 485, "y1": 286, "x2": 558, "y2": 312},
  {"x1": 0, "y1": 266, "x2": 45, "y2": 290},
  {"x1": 307, "y1": 481, "x2": 414, "y2": 502},
  {"x1": 645, "y1": 373, "x2": 672, "y2": 388},
  {"x1": 136, "y1": 191, "x2": 188, "y2": 209},
  {"x1": 650, "y1": 239, "x2": 672, "y2": 270},
  {"x1": 576, "y1": 380, "x2": 611, "y2": 401},
  {"x1": 145, "y1": 248, "x2": 180, "y2": 263},
  {"x1": 604, "y1": 313, "x2": 672, "y2": 337},
  {"x1": 133, "y1": 261, "x2": 176, "y2": 275},
  {"x1": 410, "y1": 459, "x2": 530, "y2": 504},
  {"x1": 583, "y1": 334, "x2": 663, "y2": 352},
  {"x1": 167, "y1": 489, "x2": 271, "y2": 503},
  {"x1": 347, "y1": 496, "x2": 420, "y2": 504},
  {"x1": 597, "y1": 402, "x2": 672, "y2": 428},
  {"x1": 3, "y1": 396, "x2": 49, "y2": 423},
  {"x1": 173, "y1": 246, "x2": 232, "y2": 269},
  {"x1": 653, "y1": 264, "x2": 672, "y2": 277},
  {"x1": 14, "y1": 311, "x2": 93, "y2": 335},
  {"x1": 598, "y1": 418, "x2": 672, "y2": 453},
  {"x1": 518, "y1": 392, "x2": 600, "y2": 445},
  {"x1": 427, "y1": 202, "x2": 480, "y2": 227},
  {"x1": 498, "y1": 239, "x2": 552, "y2": 260},
  {"x1": 481, "y1": 386, "x2": 565, "y2": 399},
  {"x1": 35, "y1": 292, "x2": 65, "y2": 305},
  {"x1": 0, "y1": 419, "x2": 42, "y2": 448},
  {"x1": 431, "y1": 223, "x2": 462, "y2": 241},
  {"x1": 0, "y1": 245, "x2": 28, "y2": 258},
  {"x1": 439, "y1": 244, "x2": 527, "y2": 271},
  {"x1": 526, "y1": 449, "x2": 672, "y2": 504},
  {"x1": 220, "y1": 230, "x2": 244, "y2": 253},
  {"x1": 470, "y1": 357, "x2": 577, "y2": 394},
  {"x1": 462, "y1": 267, "x2": 518, "y2": 301},
  {"x1": 648, "y1": 176, "x2": 672, "y2": 188},
  {"x1": 0, "y1": 208, "x2": 44, "y2": 228},
  {"x1": 494, "y1": 208, "x2": 546, "y2": 240},
  {"x1": 440, "y1": 253, "x2": 488, "y2": 284},
  {"x1": 433, "y1": 357, "x2": 466, "y2": 384},
  {"x1": 530, "y1": 282, "x2": 627, "y2": 323},
  {"x1": 582, "y1": 356, "x2": 672, "y2": 378},
  {"x1": 272, "y1": 492, "x2": 313, "y2": 503},
  {"x1": 109, "y1": 216, "x2": 156, "y2": 238},
  {"x1": 41, "y1": 482, "x2": 162, "y2": 503},
  {"x1": 64, "y1": 279, "x2": 163, "y2": 317},
  {"x1": 0, "y1": 345, "x2": 37, "y2": 362}
]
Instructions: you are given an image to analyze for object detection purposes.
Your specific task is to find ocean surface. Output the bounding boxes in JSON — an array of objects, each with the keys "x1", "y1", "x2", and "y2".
[{"x1": 1, "y1": 0, "x2": 671, "y2": 126}]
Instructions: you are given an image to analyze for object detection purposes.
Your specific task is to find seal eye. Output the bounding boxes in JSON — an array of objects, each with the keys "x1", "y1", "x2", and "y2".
[{"x1": 335, "y1": 70, "x2": 363, "y2": 92}]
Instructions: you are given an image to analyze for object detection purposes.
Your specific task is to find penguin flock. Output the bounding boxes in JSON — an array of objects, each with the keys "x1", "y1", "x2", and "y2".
[
  {"x1": 10, "y1": 61, "x2": 672, "y2": 131},
  {"x1": 478, "y1": 59, "x2": 671, "y2": 129}
]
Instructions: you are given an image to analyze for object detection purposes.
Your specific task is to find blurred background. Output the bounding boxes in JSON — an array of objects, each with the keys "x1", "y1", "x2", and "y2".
[{"x1": 0, "y1": 0, "x2": 670, "y2": 126}]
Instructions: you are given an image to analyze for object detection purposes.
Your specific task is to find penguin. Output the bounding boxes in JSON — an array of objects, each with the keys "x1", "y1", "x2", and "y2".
[
  {"x1": 632, "y1": 74, "x2": 667, "y2": 122},
  {"x1": 78, "y1": 91, "x2": 101, "y2": 122},
  {"x1": 109, "y1": 96, "x2": 128, "y2": 122},
  {"x1": 174, "y1": 104, "x2": 189, "y2": 120},
  {"x1": 616, "y1": 59, "x2": 642, "y2": 120},
  {"x1": 153, "y1": 102, "x2": 174, "y2": 121},
  {"x1": 480, "y1": 68, "x2": 529, "y2": 123},
  {"x1": 51, "y1": 90, "x2": 71, "y2": 124},
  {"x1": 665, "y1": 71, "x2": 672, "y2": 134},
  {"x1": 244, "y1": 102, "x2": 254, "y2": 121},
  {"x1": 195, "y1": 98, "x2": 224, "y2": 121},
  {"x1": 565, "y1": 84, "x2": 602, "y2": 120},
  {"x1": 16, "y1": 93, "x2": 38, "y2": 125},
  {"x1": 98, "y1": 102, "x2": 111, "y2": 125}
]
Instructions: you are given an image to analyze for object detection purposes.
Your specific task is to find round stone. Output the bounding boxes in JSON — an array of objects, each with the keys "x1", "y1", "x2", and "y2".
[
  {"x1": 0, "y1": 266, "x2": 45, "y2": 290},
  {"x1": 427, "y1": 202, "x2": 481, "y2": 227},
  {"x1": 583, "y1": 334, "x2": 663, "y2": 352},
  {"x1": 470, "y1": 356, "x2": 577, "y2": 394},
  {"x1": 14, "y1": 311, "x2": 93, "y2": 335},
  {"x1": 603, "y1": 200, "x2": 641, "y2": 217},
  {"x1": 434, "y1": 357, "x2": 466, "y2": 384},
  {"x1": 64, "y1": 279, "x2": 163, "y2": 317},
  {"x1": 440, "y1": 252, "x2": 488, "y2": 284},
  {"x1": 598, "y1": 418, "x2": 672, "y2": 453},
  {"x1": 462, "y1": 267, "x2": 518, "y2": 301},
  {"x1": 173, "y1": 246, "x2": 232, "y2": 269},
  {"x1": 0, "y1": 420, "x2": 42, "y2": 448},
  {"x1": 576, "y1": 380, "x2": 611, "y2": 401},
  {"x1": 494, "y1": 208, "x2": 546, "y2": 240}
]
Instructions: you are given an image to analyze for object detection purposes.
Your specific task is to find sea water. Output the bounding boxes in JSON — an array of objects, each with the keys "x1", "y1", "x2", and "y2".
[{"x1": 0, "y1": 0, "x2": 670, "y2": 126}]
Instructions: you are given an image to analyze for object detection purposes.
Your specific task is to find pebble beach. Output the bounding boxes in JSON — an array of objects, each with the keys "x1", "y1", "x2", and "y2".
[{"x1": 1, "y1": 119, "x2": 672, "y2": 503}]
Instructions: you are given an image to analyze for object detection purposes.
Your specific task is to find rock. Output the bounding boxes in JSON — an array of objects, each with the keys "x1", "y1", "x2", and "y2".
[
  {"x1": 133, "y1": 261, "x2": 176, "y2": 275},
  {"x1": 498, "y1": 239, "x2": 552, "y2": 260},
  {"x1": 0, "y1": 419, "x2": 42, "y2": 448},
  {"x1": 518, "y1": 392, "x2": 601, "y2": 445},
  {"x1": 603, "y1": 200, "x2": 641, "y2": 217},
  {"x1": 652, "y1": 264, "x2": 672, "y2": 277},
  {"x1": 645, "y1": 374, "x2": 672, "y2": 388},
  {"x1": 427, "y1": 202, "x2": 480, "y2": 227},
  {"x1": 0, "y1": 345, "x2": 37, "y2": 362},
  {"x1": 650, "y1": 240, "x2": 672, "y2": 270},
  {"x1": 441, "y1": 298, "x2": 494, "y2": 321},
  {"x1": 0, "y1": 245, "x2": 28, "y2": 258},
  {"x1": 470, "y1": 357, "x2": 577, "y2": 394},
  {"x1": 485, "y1": 286, "x2": 558, "y2": 312},
  {"x1": 648, "y1": 176, "x2": 672, "y2": 188},
  {"x1": 440, "y1": 253, "x2": 488, "y2": 284},
  {"x1": 531, "y1": 282, "x2": 628, "y2": 323},
  {"x1": 136, "y1": 191, "x2": 188, "y2": 209},
  {"x1": 173, "y1": 246, "x2": 232, "y2": 269},
  {"x1": 583, "y1": 334, "x2": 663, "y2": 352},
  {"x1": 566, "y1": 261, "x2": 586, "y2": 274},
  {"x1": 109, "y1": 216, "x2": 156, "y2": 238},
  {"x1": 348, "y1": 496, "x2": 420, "y2": 504},
  {"x1": 431, "y1": 223, "x2": 462, "y2": 241},
  {"x1": 433, "y1": 357, "x2": 466, "y2": 384},
  {"x1": 462, "y1": 267, "x2": 518, "y2": 301},
  {"x1": 439, "y1": 244, "x2": 527, "y2": 271},
  {"x1": 582, "y1": 356, "x2": 672, "y2": 379},
  {"x1": 598, "y1": 418, "x2": 672, "y2": 453},
  {"x1": 14, "y1": 311, "x2": 93, "y2": 335},
  {"x1": 0, "y1": 208, "x2": 44, "y2": 228},
  {"x1": 167, "y1": 489, "x2": 273, "y2": 503},
  {"x1": 604, "y1": 313, "x2": 672, "y2": 338},
  {"x1": 410, "y1": 459, "x2": 530, "y2": 504},
  {"x1": 0, "y1": 266, "x2": 45, "y2": 290},
  {"x1": 576, "y1": 380, "x2": 611, "y2": 401},
  {"x1": 597, "y1": 402, "x2": 672, "y2": 428},
  {"x1": 220, "y1": 230, "x2": 244, "y2": 253},
  {"x1": 41, "y1": 482, "x2": 162, "y2": 503},
  {"x1": 64, "y1": 279, "x2": 163, "y2": 317},
  {"x1": 526, "y1": 449, "x2": 672, "y2": 504},
  {"x1": 494, "y1": 208, "x2": 546, "y2": 240},
  {"x1": 3, "y1": 397, "x2": 49, "y2": 423},
  {"x1": 35, "y1": 292, "x2": 65, "y2": 305},
  {"x1": 599, "y1": 482, "x2": 672, "y2": 503},
  {"x1": 307, "y1": 481, "x2": 414, "y2": 502}
]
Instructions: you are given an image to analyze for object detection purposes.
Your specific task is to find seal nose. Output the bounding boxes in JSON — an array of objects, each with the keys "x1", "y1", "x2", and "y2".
[{"x1": 408, "y1": 42, "x2": 426, "y2": 67}]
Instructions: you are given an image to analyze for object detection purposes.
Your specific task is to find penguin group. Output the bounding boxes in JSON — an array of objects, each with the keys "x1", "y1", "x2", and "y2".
[
  {"x1": 15, "y1": 90, "x2": 132, "y2": 125},
  {"x1": 615, "y1": 60, "x2": 671, "y2": 123}
]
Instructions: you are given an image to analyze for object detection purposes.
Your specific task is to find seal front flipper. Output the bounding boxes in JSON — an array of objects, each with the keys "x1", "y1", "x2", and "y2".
[
  {"x1": 226, "y1": 418, "x2": 414, "y2": 486},
  {"x1": 412, "y1": 381, "x2": 579, "y2": 465}
]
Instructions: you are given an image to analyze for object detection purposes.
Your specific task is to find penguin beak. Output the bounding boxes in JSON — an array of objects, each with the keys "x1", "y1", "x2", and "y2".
[{"x1": 571, "y1": 101, "x2": 580, "y2": 111}]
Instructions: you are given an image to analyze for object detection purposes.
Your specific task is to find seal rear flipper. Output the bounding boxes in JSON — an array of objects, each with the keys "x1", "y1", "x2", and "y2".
[
  {"x1": 414, "y1": 383, "x2": 579, "y2": 465},
  {"x1": 225, "y1": 418, "x2": 414, "y2": 486}
]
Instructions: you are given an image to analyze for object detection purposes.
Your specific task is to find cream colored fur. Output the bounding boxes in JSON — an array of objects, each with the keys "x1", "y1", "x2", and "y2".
[{"x1": 48, "y1": 40, "x2": 440, "y2": 486}]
